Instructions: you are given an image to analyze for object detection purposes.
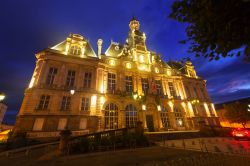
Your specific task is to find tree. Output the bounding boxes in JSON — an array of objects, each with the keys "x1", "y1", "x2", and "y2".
[
  {"x1": 224, "y1": 102, "x2": 250, "y2": 128},
  {"x1": 169, "y1": 0, "x2": 250, "y2": 62}
]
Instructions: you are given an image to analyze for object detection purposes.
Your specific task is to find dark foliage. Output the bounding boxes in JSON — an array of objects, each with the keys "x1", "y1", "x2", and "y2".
[
  {"x1": 169, "y1": 0, "x2": 250, "y2": 62},
  {"x1": 224, "y1": 102, "x2": 250, "y2": 128}
]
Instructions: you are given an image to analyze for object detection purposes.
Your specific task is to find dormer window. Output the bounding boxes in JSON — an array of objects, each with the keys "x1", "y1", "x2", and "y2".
[{"x1": 69, "y1": 45, "x2": 81, "y2": 55}]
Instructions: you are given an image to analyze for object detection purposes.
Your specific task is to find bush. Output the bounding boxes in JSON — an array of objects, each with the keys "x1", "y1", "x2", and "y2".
[{"x1": 5, "y1": 131, "x2": 28, "y2": 150}]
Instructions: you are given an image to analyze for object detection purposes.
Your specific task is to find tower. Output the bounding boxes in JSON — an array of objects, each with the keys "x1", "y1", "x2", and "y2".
[{"x1": 127, "y1": 17, "x2": 146, "y2": 48}]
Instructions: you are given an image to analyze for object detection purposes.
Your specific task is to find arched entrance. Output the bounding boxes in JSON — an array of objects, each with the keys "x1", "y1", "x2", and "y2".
[{"x1": 146, "y1": 103, "x2": 157, "y2": 132}]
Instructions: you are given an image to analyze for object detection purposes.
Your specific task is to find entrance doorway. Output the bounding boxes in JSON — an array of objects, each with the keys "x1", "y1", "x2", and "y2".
[{"x1": 146, "y1": 115, "x2": 154, "y2": 132}]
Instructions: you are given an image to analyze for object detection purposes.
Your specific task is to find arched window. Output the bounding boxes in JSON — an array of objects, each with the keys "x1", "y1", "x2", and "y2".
[
  {"x1": 104, "y1": 103, "x2": 118, "y2": 129},
  {"x1": 125, "y1": 104, "x2": 137, "y2": 128},
  {"x1": 174, "y1": 107, "x2": 184, "y2": 127},
  {"x1": 69, "y1": 45, "x2": 81, "y2": 55},
  {"x1": 160, "y1": 106, "x2": 170, "y2": 128}
]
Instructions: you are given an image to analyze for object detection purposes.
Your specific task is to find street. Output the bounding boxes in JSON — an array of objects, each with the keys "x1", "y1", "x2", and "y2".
[{"x1": 157, "y1": 137, "x2": 250, "y2": 155}]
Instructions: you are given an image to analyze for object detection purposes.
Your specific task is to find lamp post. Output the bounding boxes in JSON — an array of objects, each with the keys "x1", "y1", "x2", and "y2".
[{"x1": 0, "y1": 93, "x2": 5, "y2": 102}]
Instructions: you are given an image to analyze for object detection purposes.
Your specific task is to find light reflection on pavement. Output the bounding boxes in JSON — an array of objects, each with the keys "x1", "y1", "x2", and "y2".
[{"x1": 157, "y1": 137, "x2": 250, "y2": 156}]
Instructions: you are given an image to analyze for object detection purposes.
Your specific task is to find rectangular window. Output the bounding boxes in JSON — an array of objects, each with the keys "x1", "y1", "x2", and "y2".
[
  {"x1": 208, "y1": 105, "x2": 215, "y2": 116},
  {"x1": 58, "y1": 118, "x2": 67, "y2": 130},
  {"x1": 33, "y1": 118, "x2": 44, "y2": 131},
  {"x1": 81, "y1": 97, "x2": 90, "y2": 111},
  {"x1": 37, "y1": 95, "x2": 50, "y2": 110},
  {"x1": 155, "y1": 80, "x2": 162, "y2": 95},
  {"x1": 69, "y1": 45, "x2": 81, "y2": 55},
  {"x1": 46, "y1": 67, "x2": 57, "y2": 86},
  {"x1": 107, "y1": 73, "x2": 116, "y2": 92},
  {"x1": 125, "y1": 76, "x2": 133, "y2": 93},
  {"x1": 83, "y1": 72, "x2": 92, "y2": 88},
  {"x1": 192, "y1": 105, "x2": 199, "y2": 116},
  {"x1": 141, "y1": 78, "x2": 149, "y2": 95},
  {"x1": 168, "y1": 82, "x2": 176, "y2": 97},
  {"x1": 200, "y1": 88, "x2": 206, "y2": 99},
  {"x1": 185, "y1": 86, "x2": 191, "y2": 98},
  {"x1": 66, "y1": 70, "x2": 76, "y2": 88},
  {"x1": 79, "y1": 118, "x2": 87, "y2": 129},
  {"x1": 60, "y1": 96, "x2": 71, "y2": 111},
  {"x1": 194, "y1": 87, "x2": 199, "y2": 98}
]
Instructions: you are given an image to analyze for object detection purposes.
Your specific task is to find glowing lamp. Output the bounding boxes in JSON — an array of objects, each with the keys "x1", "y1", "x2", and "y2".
[
  {"x1": 142, "y1": 104, "x2": 146, "y2": 111},
  {"x1": 0, "y1": 93, "x2": 5, "y2": 101},
  {"x1": 155, "y1": 67, "x2": 159, "y2": 73},
  {"x1": 109, "y1": 59, "x2": 115, "y2": 66},
  {"x1": 157, "y1": 105, "x2": 161, "y2": 111},
  {"x1": 126, "y1": 62, "x2": 131, "y2": 69},
  {"x1": 133, "y1": 93, "x2": 138, "y2": 100}
]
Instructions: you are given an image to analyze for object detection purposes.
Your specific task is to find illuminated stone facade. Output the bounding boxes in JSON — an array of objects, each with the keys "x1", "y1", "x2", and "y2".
[{"x1": 15, "y1": 18, "x2": 219, "y2": 138}]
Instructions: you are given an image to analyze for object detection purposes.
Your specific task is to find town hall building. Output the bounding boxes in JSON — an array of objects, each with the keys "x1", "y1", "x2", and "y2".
[{"x1": 15, "y1": 18, "x2": 219, "y2": 138}]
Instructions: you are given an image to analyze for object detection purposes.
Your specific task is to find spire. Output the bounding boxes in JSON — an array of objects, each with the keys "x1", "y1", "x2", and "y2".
[{"x1": 130, "y1": 15, "x2": 138, "y2": 22}]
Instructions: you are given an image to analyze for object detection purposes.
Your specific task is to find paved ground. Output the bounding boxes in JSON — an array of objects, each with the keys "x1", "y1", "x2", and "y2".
[
  {"x1": 0, "y1": 137, "x2": 250, "y2": 166},
  {"x1": 157, "y1": 137, "x2": 250, "y2": 155}
]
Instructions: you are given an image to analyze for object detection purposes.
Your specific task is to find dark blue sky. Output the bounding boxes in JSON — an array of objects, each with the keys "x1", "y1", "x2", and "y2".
[{"x1": 1, "y1": 0, "x2": 249, "y2": 124}]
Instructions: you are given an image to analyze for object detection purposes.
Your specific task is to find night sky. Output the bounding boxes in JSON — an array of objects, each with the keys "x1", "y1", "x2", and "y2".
[{"x1": 1, "y1": 0, "x2": 249, "y2": 124}]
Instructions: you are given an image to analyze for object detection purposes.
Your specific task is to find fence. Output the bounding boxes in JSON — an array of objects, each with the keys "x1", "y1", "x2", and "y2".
[{"x1": 0, "y1": 127, "x2": 138, "y2": 158}]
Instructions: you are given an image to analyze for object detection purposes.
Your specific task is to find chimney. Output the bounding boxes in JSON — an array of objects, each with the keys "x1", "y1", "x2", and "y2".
[{"x1": 97, "y1": 39, "x2": 103, "y2": 59}]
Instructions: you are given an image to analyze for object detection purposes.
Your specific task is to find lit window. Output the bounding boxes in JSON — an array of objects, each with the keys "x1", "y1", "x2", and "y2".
[
  {"x1": 192, "y1": 104, "x2": 199, "y2": 116},
  {"x1": 33, "y1": 118, "x2": 44, "y2": 131},
  {"x1": 185, "y1": 86, "x2": 191, "y2": 98},
  {"x1": 174, "y1": 107, "x2": 184, "y2": 127},
  {"x1": 66, "y1": 70, "x2": 76, "y2": 88},
  {"x1": 125, "y1": 76, "x2": 133, "y2": 93},
  {"x1": 104, "y1": 103, "x2": 118, "y2": 129},
  {"x1": 58, "y1": 118, "x2": 67, "y2": 130},
  {"x1": 81, "y1": 97, "x2": 90, "y2": 111},
  {"x1": 139, "y1": 55, "x2": 144, "y2": 63},
  {"x1": 83, "y1": 72, "x2": 92, "y2": 88},
  {"x1": 107, "y1": 73, "x2": 116, "y2": 93},
  {"x1": 168, "y1": 82, "x2": 176, "y2": 97},
  {"x1": 193, "y1": 87, "x2": 199, "y2": 98},
  {"x1": 141, "y1": 78, "x2": 149, "y2": 95},
  {"x1": 155, "y1": 80, "x2": 162, "y2": 95},
  {"x1": 60, "y1": 96, "x2": 71, "y2": 111},
  {"x1": 125, "y1": 104, "x2": 137, "y2": 128},
  {"x1": 69, "y1": 45, "x2": 81, "y2": 55},
  {"x1": 46, "y1": 67, "x2": 57, "y2": 86},
  {"x1": 37, "y1": 95, "x2": 50, "y2": 110},
  {"x1": 160, "y1": 106, "x2": 170, "y2": 128}
]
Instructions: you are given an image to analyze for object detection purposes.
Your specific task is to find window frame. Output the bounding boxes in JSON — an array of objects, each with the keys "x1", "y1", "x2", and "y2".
[
  {"x1": 83, "y1": 72, "x2": 92, "y2": 88},
  {"x1": 66, "y1": 70, "x2": 76, "y2": 88},
  {"x1": 81, "y1": 97, "x2": 90, "y2": 111},
  {"x1": 46, "y1": 67, "x2": 58, "y2": 86},
  {"x1": 37, "y1": 95, "x2": 50, "y2": 110},
  {"x1": 60, "y1": 96, "x2": 71, "y2": 111},
  {"x1": 125, "y1": 75, "x2": 133, "y2": 93},
  {"x1": 125, "y1": 104, "x2": 137, "y2": 128}
]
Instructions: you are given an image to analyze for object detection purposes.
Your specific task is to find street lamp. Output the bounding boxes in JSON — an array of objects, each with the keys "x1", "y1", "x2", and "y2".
[{"x1": 0, "y1": 93, "x2": 5, "y2": 102}]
